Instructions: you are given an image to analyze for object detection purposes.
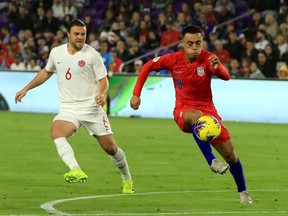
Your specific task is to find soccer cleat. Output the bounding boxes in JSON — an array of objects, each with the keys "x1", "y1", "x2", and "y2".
[
  {"x1": 123, "y1": 179, "x2": 134, "y2": 194},
  {"x1": 64, "y1": 169, "x2": 88, "y2": 183},
  {"x1": 239, "y1": 191, "x2": 253, "y2": 204},
  {"x1": 210, "y1": 159, "x2": 229, "y2": 174}
]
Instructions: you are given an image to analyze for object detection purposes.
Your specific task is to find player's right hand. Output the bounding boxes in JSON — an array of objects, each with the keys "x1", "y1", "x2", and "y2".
[
  {"x1": 130, "y1": 95, "x2": 141, "y2": 110},
  {"x1": 15, "y1": 89, "x2": 27, "y2": 104}
]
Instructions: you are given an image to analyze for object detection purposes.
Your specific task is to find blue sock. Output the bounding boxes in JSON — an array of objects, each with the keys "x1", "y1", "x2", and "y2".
[
  {"x1": 191, "y1": 124, "x2": 215, "y2": 165},
  {"x1": 229, "y1": 159, "x2": 247, "y2": 192}
]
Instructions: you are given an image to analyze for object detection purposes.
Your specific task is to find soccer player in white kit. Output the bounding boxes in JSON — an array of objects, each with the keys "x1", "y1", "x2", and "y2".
[{"x1": 15, "y1": 19, "x2": 134, "y2": 194}]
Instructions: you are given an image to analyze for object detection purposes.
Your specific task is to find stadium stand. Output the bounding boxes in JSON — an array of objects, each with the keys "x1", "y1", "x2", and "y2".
[{"x1": 0, "y1": 0, "x2": 287, "y2": 78}]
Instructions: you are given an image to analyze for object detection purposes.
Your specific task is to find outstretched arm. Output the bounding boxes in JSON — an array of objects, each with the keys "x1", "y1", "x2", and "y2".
[
  {"x1": 15, "y1": 69, "x2": 53, "y2": 103},
  {"x1": 208, "y1": 55, "x2": 230, "y2": 80},
  {"x1": 130, "y1": 61, "x2": 154, "y2": 110}
]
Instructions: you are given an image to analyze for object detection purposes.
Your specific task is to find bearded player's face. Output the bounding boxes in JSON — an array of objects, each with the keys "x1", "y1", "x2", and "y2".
[
  {"x1": 68, "y1": 26, "x2": 86, "y2": 51},
  {"x1": 182, "y1": 33, "x2": 203, "y2": 60}
]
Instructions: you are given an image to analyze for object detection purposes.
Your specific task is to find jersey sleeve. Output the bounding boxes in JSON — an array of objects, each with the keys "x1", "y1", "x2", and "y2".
[
  {"x1": 92, "y1": 51, "x2": 107, "y2": 80},
  {"x1": 211, "y1": 63, "x2": 230, "y2": 80},
  {"x1": 45, "y1": 48, "x2": 56, "y2": 73},
  {"x1": 133, "y1": 54, "x2": 172, "y2": 97}
]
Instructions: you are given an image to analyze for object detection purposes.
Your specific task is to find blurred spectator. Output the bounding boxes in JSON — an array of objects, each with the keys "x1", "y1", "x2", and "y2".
[
  {"x1": 99, "y1": 41, "x2": 113, "y2": 71},
  {"x1": 213, "y1": 39, "x2": 230, "y2": 67},
  {"x1": 164, "y1": 3, "x2": 177, "y2": 22},
  {"x1": 52, "y1": 0, "x2": 65, "y2": 20},
  {"x1": 99, "y1": 8, "x2": 116, "y2": 32},
  {"x1": 255, "y1": 29, "x2": 270, "y2": 51},
  {"x1": 242, "y1": 40, "x2": 259, "y2": 62},
  {"x1": 63, "y1": 0, "x2": 77, "y2": 19},
  {"x1": 264, "y1": 14, "x2": 279, "y2": 39},
  {"x1": 160, "y1": 19, "x2": 180, "y2": 50},
  {"x1": 224, "y1": 31, "x2": 243, "y2": 61},
  {"x1": 280, "y1": 45, "x2": 288, "y2": 65},
  {"x1": 275, "y1": 34, "x2": 288, "y2": 58},
  {"x1": 10, "y1": 53, "x2": 25, "y2": 70},
  {"x1": 142, "y1": 30, "x2": 160, "y2": 50},
  {"x1": 257, "y1": 51, "x2": 275, "y2": 78},
  {"x1": 174, "y1": 12, "x2": 187, "y2": 33},
  {"x1": 87, "y1": 32, "x2": 99, "y2": 50},
  {"x1": 42, "y1": 9, "x2": 60, "y2": 34},
  {"x1": 215, "y1": 0, "x2": 236, "y2": 14},
  {"x1": 228, "y1": 58, "x2": 243, "y2": 78},
  {"x1": 207, "y1": 31, "x2": 218, "y2": 52},
  {"x1": 194, "y1": 13, "x2": 214, "y2": 38},
  {"x1": 264, "y1": 43, "x2": 280, "y2": 73},
  {"x1": 249, "y1": 61, "x2": 265, "y2": 79},
  {"x1": 14, "y1": 6, "x2": 33, "y2": 32},
  {"x1": 138, "y1": 21, "x2": 149, "y2": 46},
  {"x1": 277, "y1": 65, "x2": 288, "y2": 79},
  {"x1": 179, "y1": 2, "x2": 192, "y2": 16},
  {"x1": 132, "y1": 59, "x2": 143, "y2": 74},
  {"x1": 239, "y1": 57, "x2": 252, "y2": 77},
  {"x1": 5, "y1": 2, "x2": 18, "y2": 24},
  {"x1": 109, "y1": 47, "x2": 123, "y2": 73},
  {"x1": 115, "y1": 40, "x2": 129, "y2": 62},
  {"x1": 204, "y1": 3, "x2": 217, "y2": 25},
  {"x1": 215, "y1": 3, "x2": 235, "y2": 25},
  {"x1": 246, "y1": 11, "x2": 263, "y2": 39},
  {"x1": 129, "y1": 11, "x2": 141, "y2": 38},
  {"x1": 84, "y1": 13, "x2": 97, "y2": 36},
  {"x1": 278, "y1": 1, "x2": 288, "y2": 23},
  {"x1": 33, "y1": 6, "x2": 47, "y2": 34},
  {"x1": 157, "y1": 12, "x2": 167, "y2": 34}
]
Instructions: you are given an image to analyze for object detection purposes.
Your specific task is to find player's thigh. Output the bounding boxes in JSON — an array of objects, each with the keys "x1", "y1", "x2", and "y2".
[
  {"x1": 174, "y1": 108, "x2": 202, "y2": 132},
  {"x1": 51, "y1": 112, "x2": 80, "y2": 139},
  {"x1": 51, "y1": 120, "x2": 78, "y2": 139}
]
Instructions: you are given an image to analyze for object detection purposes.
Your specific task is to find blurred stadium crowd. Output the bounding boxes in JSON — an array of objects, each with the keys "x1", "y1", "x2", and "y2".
[{"x1": 0, "y1": 0, "x2": 287, "y2": 79}]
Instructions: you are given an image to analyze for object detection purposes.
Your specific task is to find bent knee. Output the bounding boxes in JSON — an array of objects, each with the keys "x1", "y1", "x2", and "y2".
[{"x1": 104, "y1": 144, "x2": 117, "y2": 155}]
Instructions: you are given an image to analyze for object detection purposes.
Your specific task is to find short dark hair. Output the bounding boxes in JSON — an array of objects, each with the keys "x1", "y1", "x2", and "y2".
[
  {"x1": 67, "y1": 19, "x2": 86, "y2": 33},
  {"x1": 182, "y1": 25, "x2": 204, "y2": 38}
]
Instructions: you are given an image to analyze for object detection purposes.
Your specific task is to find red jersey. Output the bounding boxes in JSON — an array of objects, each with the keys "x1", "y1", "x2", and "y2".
[{"x1": 133, "y1": 49, "x2": 230, "y2": 110}]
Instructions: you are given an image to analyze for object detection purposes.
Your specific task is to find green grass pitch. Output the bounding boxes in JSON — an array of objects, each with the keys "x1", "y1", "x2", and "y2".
[{"x1": 0, "y1": 111, "x2": 287, "y2": 215}]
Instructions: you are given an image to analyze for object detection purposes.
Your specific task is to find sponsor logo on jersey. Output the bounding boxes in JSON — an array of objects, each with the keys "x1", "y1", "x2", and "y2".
[
  {"x1": 78, "y1": 60, "x2": 86, "y2": 68},
  {"x1": 152, "y1": 57, "x2": 160, "y2": 62},
  {"x1": 197, "y1": 67, "x2": 204, "y2": 76}
]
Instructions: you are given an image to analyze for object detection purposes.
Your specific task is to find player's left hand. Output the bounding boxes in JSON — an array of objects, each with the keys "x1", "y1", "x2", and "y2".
[
  {"x1": 96, "y1": 94, "x2": 106, "y2": 107},
  {"x1": 209, "y1": 55, "x2": 220, "y2": 69}
]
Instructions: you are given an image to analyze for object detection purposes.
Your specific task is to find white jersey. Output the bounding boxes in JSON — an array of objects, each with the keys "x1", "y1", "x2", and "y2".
[{"x1": 46, "y1": 43, "x2": 107, "y2": 104}]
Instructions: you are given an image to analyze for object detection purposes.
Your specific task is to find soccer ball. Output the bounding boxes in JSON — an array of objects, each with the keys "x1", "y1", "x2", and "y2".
[{"x1": 194, "y1": 115, "x2": 221, "y2": 142}]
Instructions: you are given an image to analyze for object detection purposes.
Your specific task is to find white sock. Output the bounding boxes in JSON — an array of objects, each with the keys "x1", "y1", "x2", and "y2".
[
  {"x1": 54, "y1": 137, "x2": 80, "y2": 170},
  {"x1": 110, "y1": 147, "x2": 132, "y2": 180}
]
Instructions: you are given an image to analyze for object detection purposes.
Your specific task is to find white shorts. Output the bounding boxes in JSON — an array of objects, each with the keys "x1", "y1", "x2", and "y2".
[{"x1": 53, "y1": 102, "x2": 113, "y2": 136}]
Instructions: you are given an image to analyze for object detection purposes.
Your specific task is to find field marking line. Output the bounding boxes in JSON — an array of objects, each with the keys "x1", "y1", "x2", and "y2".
[{"x1": 40, "y1": 189, "x2": 288, "y2": 215}]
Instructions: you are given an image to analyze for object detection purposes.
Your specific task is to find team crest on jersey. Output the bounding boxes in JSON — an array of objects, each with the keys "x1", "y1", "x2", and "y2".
[
  {"x1": 78, "y1": 60, "x2": 86, "y2": 68},
  {"x1": 197, "y1": 67, "x2": 205, "y2": 76},
  {"x1": 152, "y1": 56, "x2": 160, "y2": 62}
]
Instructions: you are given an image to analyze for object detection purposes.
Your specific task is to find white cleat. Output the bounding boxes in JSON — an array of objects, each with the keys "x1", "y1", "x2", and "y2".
[
  {"x1": 239, "y1": 191, "x2": 253, "y2": 204},
  {"x1": 210, "y1": 159, "x2": 229, "y2": 174}
]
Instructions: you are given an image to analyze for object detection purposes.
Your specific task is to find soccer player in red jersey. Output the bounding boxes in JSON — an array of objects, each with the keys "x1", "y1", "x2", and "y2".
[{"x1": 130, "y1": 25, "x2": 252, "y2": 204}]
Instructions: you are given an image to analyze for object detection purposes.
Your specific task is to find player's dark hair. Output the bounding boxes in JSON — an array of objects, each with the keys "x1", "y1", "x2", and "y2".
[
  {"x1": 182, "y1": 25, "x2": 204, "y2": 38},
  {"x1": 67, "y1": 19, "x2": 86, "y2": 33}
]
